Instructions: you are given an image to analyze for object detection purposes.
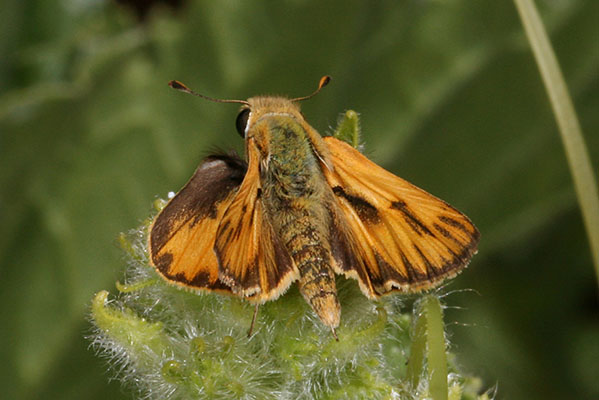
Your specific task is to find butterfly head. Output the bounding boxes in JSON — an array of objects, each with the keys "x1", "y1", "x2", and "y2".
[
  {"x1": 235, "y1": 97, "x2": 303, "y2": 139},
  {"x1": 168, "y1": 76, "x2": 331, "y2": 141}
]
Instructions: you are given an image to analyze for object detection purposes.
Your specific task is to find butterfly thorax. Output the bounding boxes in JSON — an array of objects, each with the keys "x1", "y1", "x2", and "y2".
[{"x1": 252, "y1": 113, "x2": 341, "y2": 328}]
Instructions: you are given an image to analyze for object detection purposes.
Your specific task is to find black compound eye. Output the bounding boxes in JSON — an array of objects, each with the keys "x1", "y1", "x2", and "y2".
[{"x1": 235, "y1": 109, "x2": 250, "y2": 138}]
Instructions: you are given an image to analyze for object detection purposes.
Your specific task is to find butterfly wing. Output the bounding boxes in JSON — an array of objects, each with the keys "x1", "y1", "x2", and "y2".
[
  {"x1": 322, "y1": 137, "x2": 479, "y2": 297},
  {"x1": 149, "y1": 154, "x2": 246, "y2": 293},
  {"x1": 215, "y1": 140, "x2": 298, "y2": 302}
]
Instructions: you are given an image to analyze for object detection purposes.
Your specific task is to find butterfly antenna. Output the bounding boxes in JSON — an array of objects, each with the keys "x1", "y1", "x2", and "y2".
[
  {"x1": 168, "y1": 80, "x2": 249, "y2": 106},
  {"x1": 290, "y1": 75, "x2": 331, "y2": 102}
]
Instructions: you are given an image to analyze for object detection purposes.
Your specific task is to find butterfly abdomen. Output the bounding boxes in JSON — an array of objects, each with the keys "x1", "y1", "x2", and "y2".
[
  {"x1": 281, "y1": 209, "x2": 340, "y2": 328},
  {"x1": 261, "y1": 119, "x2": 341, "y2": 328}
]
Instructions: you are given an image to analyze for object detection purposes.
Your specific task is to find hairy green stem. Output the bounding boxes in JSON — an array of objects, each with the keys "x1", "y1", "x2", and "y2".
[
  {"x1": 425, "y1": 296, "x2": 448, "y2": 400},
  {"x1": 514, "y1": 0, "x2": 599, "y2": 281},
  {"x1": 333, "y1": 110, "x2": 361, "y2": 148},
  {"x1": 407, "y1": 295, "x2": 448, "y2": 400}
]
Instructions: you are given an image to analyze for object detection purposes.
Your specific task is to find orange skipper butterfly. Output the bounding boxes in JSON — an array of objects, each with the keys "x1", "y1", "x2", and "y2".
[{"x1": 149, "y1": 77, "x2": 479, "y2": 338}]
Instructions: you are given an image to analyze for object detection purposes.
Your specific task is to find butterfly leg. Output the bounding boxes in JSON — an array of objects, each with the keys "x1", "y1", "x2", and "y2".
[
  {"x1": 331, "y1": 327, "x2": 339, "y2": 341},
  {"x1": 247, "y1": 304, "x2": 260, "y2": 337}
]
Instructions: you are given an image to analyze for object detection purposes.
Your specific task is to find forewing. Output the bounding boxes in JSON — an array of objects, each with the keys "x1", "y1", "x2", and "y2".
[
  {"x1": 215, "y1": 141, "x2": 298, "y2": 302},
  {"x1": 322, "y1": 137, "x2": 479, "y2": 296},
  {"x1": 149, "y1": 154, "x2": 246, "y2": 292}
]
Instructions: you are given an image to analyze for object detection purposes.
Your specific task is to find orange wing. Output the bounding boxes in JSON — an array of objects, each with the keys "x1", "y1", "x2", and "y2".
[
  {"x1": 149, "y1": 154, "x2": 247, "y2": 293},
  {"x1": 322, "y1": 137, "x2": 479, "y2": 297},
  {"x1": 215, "y1": 140, "x2": 298, "y2": 302}
]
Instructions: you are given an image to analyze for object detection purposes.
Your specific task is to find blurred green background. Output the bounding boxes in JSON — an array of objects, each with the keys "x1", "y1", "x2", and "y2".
[{"x1": 1, "y1": 0, "x2": 597, "y2": 399}]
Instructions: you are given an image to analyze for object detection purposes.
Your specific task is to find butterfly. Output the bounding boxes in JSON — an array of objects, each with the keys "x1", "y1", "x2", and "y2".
[{"x1": 149, "y1": 76, "x2": 479, "y2": 338}]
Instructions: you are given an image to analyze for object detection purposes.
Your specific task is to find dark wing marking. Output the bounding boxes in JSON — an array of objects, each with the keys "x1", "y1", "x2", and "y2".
[
  {"x1": 149, "y1": 153, "x2": 246, "y2": 292},
  {"x1": 322, "y1": 137, "x2": 479, "y2": 296}
]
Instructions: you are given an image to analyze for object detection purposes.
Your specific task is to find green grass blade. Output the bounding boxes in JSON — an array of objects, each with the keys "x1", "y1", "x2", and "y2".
[{"x1": 514, "y1": 0, "x2": 599, "y2": 282}]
